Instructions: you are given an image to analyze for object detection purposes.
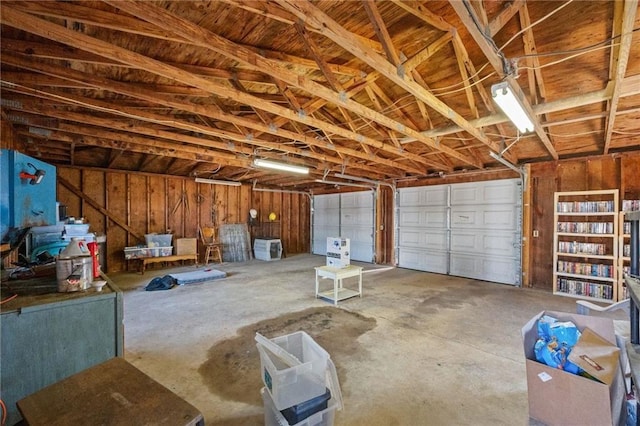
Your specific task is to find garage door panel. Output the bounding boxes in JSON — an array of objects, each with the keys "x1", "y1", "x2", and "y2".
[
  {"x1": 483, "y1": 181, "x2": 518, "y2": 204},
  {"x1": 450, "y1": 231, "x2": 516, "y2": 256},
  {"x1": 399, "y1": 186, "x2": 448, "y2": 207},
  {"x1": 341, "y1": 227, "x2": 372, "y2": 244},
  {"x1": 314, "y1": 194, "x2": 340, "y2": 209},
  {"x1": 314, "y1": 211, "x2": 340, "y2": 226},
  {"x1": 399, "y1": 208, "x2": 447, "y2": 227},
  {"x1": 341, "y1": 208, "x2": 373, "y2": 226},
  {"x1": 399, "y1": 228, "x2": 448, "y2": 250},
  {"x1": 449, "y1": 253, "x2": 517, "y2": 284},
  {"x1": 398, "y1": 247, "x2": 448, "y2": 273},
  {"x1": 313, "y1": 225, "x2": 340, "y2": 255},
  {"x1": 451, "y1": 205, "x2": 516, "y2": 229},
  {"x1": 450, "y1": 186, "x2": 478, "y2": 205},
  {"x1": 350, "y1": 242, "x2": 373, "y2": 263},
  {"x1": 341, "y1": 192, "x2": 372, "y2": 208},
  {"x1": 451, "y1": 181, "x2": 518, "y2": 205}
]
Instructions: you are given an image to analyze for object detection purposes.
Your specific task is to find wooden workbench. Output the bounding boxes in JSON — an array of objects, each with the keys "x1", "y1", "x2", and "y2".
[{"x1": 17, "y1": 357, "x2": 204, "y2": 426}]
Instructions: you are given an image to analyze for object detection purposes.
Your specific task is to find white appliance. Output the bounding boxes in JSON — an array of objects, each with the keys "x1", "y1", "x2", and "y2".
[{"x1": 326, "y1": 237, "x2": 350, "y2": 268}]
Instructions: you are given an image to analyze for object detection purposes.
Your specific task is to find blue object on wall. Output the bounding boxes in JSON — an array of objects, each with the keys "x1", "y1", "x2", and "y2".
[{"x1": 0, "y1": 150, "x2": 57, "y2": 238}]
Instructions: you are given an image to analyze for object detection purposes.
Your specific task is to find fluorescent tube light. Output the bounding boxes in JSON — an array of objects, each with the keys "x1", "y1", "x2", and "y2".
[
  {"x1": 253, "y1": 158, "x2": 309, "y2": 174},
  {"x1": 195, "y1": 177, "x2": 241, "y2": 186},
  {"x1": 491, "y1": 81, "x2": 534, "y2": 133}
]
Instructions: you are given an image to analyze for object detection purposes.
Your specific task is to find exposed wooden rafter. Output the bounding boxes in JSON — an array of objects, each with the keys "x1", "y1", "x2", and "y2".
[
  {"x1": 449, "y1": 0, "x2": 559, "y2": 160},
  {"x1": 277, "y1": 0, "x2": 488, "y2": 167},
  {"x1": 101, "y1": 0, "x2": 463, "y2": 170},
  {"x1": 604, "y1": 0, "x2": 638, "y2": 153},
  {"x1": 0, "y1": 0, "x2": 637, "y2": 188},
  {"x1": 0, "y1": 16, "x2": 439, "y2": 174}
]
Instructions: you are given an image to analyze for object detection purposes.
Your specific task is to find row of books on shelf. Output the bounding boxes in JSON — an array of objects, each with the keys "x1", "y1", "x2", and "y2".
[
  {"x1": 623, "y1": 244, "x2": 631, "y2": 257},
  {"x1": 557, "y1": 221, "x2": 614, "y2": 234},
  {"x1": 557, "y1": 200, "x2": 615, "y2": 213},
  {"x1": 556, "y1": 278, "x2": 614, "y2": 300},
  {"x1": 557, "y1": 261, "x2": 614, "y2": 278},
  {"x1": 623, "y1": 222, "x2": 631, "y2": 234},
  {"x1": 557, "y1": 241, "x2": 607, "y2": 255},
  {"x1": 622, "y1": 199, "x2": 640, "y2": 212}
]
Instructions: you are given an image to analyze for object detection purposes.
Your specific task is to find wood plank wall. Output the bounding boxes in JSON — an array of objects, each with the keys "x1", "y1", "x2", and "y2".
[
  {"x1": 51, "y1": 152, "x2": 640, "y2": 285},
  {"x1": 529, "y1": 154, "x2": 640, "y2": 289},
  {"x1": 56, "y1": 167, "x2": 310, "y2": 273}
]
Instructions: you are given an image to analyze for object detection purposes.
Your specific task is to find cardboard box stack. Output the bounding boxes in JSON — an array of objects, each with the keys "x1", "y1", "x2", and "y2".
[{"x1": 256, "y1": 331, "x2": 343, "y2": 426}]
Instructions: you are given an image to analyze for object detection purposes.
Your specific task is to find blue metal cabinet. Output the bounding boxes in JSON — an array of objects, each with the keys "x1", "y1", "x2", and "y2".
[
  {"x1": 1, "y1": 149, "x2": 57, "y2": 238},
  {"x1": 0, "y1": 277, "x2": 124, "y2": 426}
]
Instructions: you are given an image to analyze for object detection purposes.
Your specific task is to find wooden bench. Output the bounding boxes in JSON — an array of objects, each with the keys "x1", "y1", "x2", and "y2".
[{"x1": 136, "y1": 254, "x2": 198, "y2": 274}]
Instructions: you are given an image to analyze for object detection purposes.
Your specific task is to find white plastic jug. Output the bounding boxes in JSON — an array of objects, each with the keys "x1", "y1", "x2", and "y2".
[{"x1": 56, "y1": 238, "x2": 93, "y2": 292}]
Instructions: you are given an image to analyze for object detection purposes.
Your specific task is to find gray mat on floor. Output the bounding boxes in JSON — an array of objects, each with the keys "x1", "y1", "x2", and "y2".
[{"x1": 169, "y1": 268, "x2": 227, "y2": 285}]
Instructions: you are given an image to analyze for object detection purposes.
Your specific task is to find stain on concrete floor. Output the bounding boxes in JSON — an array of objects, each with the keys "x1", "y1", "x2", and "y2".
[
  {"x1": 417, "y1": 281, "x2": 500, "y2": 314},
  {"x1": 198, "y1": 306, "x2": 376, "y2": 407}
]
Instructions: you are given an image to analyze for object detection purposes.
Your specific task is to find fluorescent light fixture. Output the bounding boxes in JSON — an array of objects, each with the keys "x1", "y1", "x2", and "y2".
[
  {"x1": 491, "y1": 81, "x2": 534, "y2": 133},
  {"x1": 253, "y1": 158, "x2": 309, "y2": 174},
  {"x1": 195, "y1": 177, "x2": 241, "y2": 186}
]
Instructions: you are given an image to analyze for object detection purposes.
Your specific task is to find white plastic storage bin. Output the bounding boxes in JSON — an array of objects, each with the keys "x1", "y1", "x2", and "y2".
[
  {"x1": 256, "y1": 331, "x2": 329, "y2": 410},
  {"x1": 145, "y1": 233, "x2": 172, "y2": 247},
  {"x1": 124, "y1": 246, "x2": 148, "y2": 259},
  {"x1": 262, "y1": 387, "x2": 338, "y2": 426},
  {"x1": 145, "y1": 246, "x2": 173, "y2": 257},
  {"x1": 261, "y1": 357, "x2": 343, "y2": 426}
]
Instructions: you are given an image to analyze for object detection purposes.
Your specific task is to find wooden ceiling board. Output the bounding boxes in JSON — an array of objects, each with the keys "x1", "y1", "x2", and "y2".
[{"x1": 1, "y1": 0, "x2": 638, "y2": 189}]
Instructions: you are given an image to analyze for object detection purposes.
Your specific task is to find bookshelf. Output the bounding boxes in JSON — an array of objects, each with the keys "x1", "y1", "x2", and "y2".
[
  {"x1": 553, "y1": 190, "x2": 619, "y2": 303},
  {"x1": 618, "y1": 200, "x2": 640, "y2": 300}
]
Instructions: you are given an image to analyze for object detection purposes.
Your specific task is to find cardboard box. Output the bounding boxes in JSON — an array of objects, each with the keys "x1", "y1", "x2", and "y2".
[
  {"x1": 522, "y1": 310, "x2": 626, "y2": 426},
  {"x1": 176, "y1": 238, "x2": 197, "y2": 255},
  {"x1": 326, "y1": 237, "x2": 350, "y2": 268}
]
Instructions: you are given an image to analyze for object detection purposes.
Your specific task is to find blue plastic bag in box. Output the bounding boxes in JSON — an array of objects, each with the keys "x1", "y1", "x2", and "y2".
[{"x1": 534, "y1": 315, "x2": 582, "y2": 374}]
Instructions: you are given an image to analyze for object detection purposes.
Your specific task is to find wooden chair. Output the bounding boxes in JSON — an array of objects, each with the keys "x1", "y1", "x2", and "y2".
[{"x1": 199, "y1": 226, "x2": 223, "y2": 265}]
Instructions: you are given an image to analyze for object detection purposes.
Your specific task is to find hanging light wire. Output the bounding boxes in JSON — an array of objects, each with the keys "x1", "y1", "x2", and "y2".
[{"x1": 499, "y1": 0, "x2": 575, "y2": 52}]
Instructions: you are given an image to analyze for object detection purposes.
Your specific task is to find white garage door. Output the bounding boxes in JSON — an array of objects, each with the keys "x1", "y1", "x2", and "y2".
[
  {"x1": 312, "y1": 194, "x2": 340, "y2": 256},
  {"x1": 397, "y1": 186, "x2": 449, "y2": 274},
  {"x1": 312, "y1": 191, "x2": 374, "y2": 263},
  {"x1": 397, "y1": 179, "x2": 522, "y2": 285}
]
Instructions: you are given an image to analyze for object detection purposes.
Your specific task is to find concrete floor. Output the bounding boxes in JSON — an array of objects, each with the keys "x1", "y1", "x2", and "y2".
[{"x1": 111, "y1": 254, "x2": 624, "y2": 426}]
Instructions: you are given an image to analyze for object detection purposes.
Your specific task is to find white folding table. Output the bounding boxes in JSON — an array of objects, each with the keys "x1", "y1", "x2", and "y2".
[{"x1": 314, "y1": 265, "x2": 363, "y2": 306}]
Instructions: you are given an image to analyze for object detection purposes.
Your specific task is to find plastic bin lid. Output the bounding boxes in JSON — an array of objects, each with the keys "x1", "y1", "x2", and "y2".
[{"x1": 255, "y1": 332, "x2": 302, "y2": 367}]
